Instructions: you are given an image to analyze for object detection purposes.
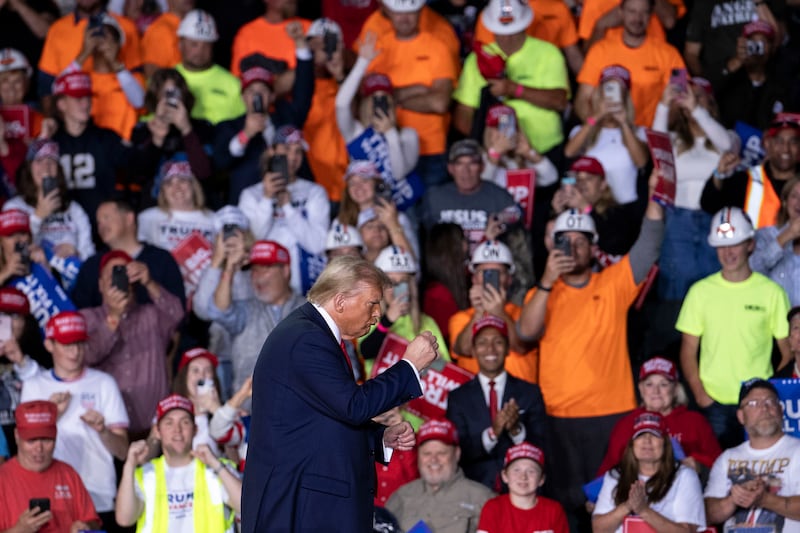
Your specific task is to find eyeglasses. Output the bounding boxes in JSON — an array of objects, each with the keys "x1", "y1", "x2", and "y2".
[{"x1": 740, "y1": 398, "x2": 781, "y2": 410}]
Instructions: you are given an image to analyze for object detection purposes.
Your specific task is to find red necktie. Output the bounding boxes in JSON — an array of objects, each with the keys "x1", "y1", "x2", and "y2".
[
  {"x1": 489, "y1": 380, "x2": 498, "y2": 422},
  {"x1": 340, "y1": 340, "x2": 355, "y2": 378}
]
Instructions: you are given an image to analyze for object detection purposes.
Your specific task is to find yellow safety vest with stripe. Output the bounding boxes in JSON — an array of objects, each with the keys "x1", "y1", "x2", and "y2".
[
  {"x1": 134, "y1": 457, "x2": 235, "y2": 533},
  {"x1": 744, "y1": 165, "x2": 781, "y2": 229}
]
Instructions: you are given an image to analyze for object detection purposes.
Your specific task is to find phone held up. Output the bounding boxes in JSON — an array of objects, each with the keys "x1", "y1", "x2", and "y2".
[
  {"x1": 482, "y1": 268, "x2": 501, "y2": 292},
  {"x1": 373, "y1": 94, "x2": 390, "y2": 117},
  {"x1": 111, "y1": 264, "x2": 129, "y2": 293},
  {"x1": 29, "y1": 498, "x2": 50, "y2": 513},
  {"x1": 252, "y1": 93, "x2": 265, "y2": 114},
  {"x1": 669, "y1": 68, "x2": 689, "y2": 94},
  {"x1": 268, "y1": 154, "x2": 289, "y2": 187},
  {"x1": 554, "y1": 233, "x2": 572, "y2": 257}
]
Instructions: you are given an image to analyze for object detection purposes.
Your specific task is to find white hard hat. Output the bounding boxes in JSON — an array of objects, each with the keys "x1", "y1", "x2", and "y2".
[
  {"x1": 707, "y1": 207, "x2": 754, "y2": 247},
  {"x1": 326, "y1": 222, "x2": 364, "y2": 251},
  {"x1": 374, "y1": 245, "x2": 417, "y2": 274},
  {"x1": 481, "y1": 0, "x2": 534, "y2": 36},
  {"x1": 381, "y1": 0, "x2": 425, "y2": 13},
  {"x1": 177, "y1": 10, "x2": 219, "y2": 43},
  {"x1": 306, "y1": 18, "x2": 343, "y2": 39},
  {"x1": 470, "y1": 240, "x2": 516, "y2": 274},
  {"x1": 214, "y1": 205, "x2": 249, "y2": 233},
  {"x1": 0, "y1": 48, "x2": 32, "y2": 77},
  {"x1": 553, "y1": 209, "x2": 598, "y2": 243}
]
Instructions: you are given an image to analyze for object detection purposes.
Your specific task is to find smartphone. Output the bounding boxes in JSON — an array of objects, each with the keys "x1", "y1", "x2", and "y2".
[
  {"x1": 29, "y1": 498, "x2": 50, "y2": 513},
  {"x1": 670, "y1": 68, "x2": 688, "y2": 93},
  {"x1": 0, "y1": 314, "x2": 11, "y2": 343},
  {"x1": 252, "y1": 93, "x2": 265, "y2": 114},
  {"x1": 393, "y1": 281, "x2": 409, "y2": 303},
  {"x1": 602, "y1": 81, "x2": 622, "y2": 104},
  {"x1": 222, "y1": 223, "x2": 238, "y2": 241},
  {"x1": 87, "y1": 14, "x2": 104, "y2": 37},
  {"x1": 561, "y1": 176, "x2": 576, "y2": 187},
  {"x1": 374, "y1": 180, "x2": 393, "y2": 202},
  {"x1": 323, "y1": 31, "x2": 338, "y2": 61},
  {"x1": 14, "y1": 241, "x2": 30, "y2": 270},
  {"x1": 373, "y1": 94, "x2": 390, "y2": 117},
  {"x1": 554, "y1": 233, "x2": 572, "y2": 257},
  {"x1": 268, "y1": 154, "x2": 289, "y2": 183},
  {"x1": 111, "y1": 264, "x2": 129, "y2": 292},
  {"x1": 42, "y1": 175, "x2": 59, "y2": 197},
  {"x1": 482, "y1": 269, "x2": 501, "y2": 292},
  {"x1": 746, "y1": 40, "x2": 765, "y2": 56},
  {"x1": 498, "y1": 113, "x2": 516, "y2": 139},
  {"x1": 165, "y1": 87, "x2": 181, "y2": 108},
  {"x1": 196, "y1": 379, "x2": 214, "y2": 395}
]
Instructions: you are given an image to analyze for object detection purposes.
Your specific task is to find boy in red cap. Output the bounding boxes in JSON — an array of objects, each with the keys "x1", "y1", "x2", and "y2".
[
  {"x1": 478, "y1": 442, "x2": 569, "y2": 533},
  {"x1": 0, "y1": 400, "x2": 100, "y2": 532}
]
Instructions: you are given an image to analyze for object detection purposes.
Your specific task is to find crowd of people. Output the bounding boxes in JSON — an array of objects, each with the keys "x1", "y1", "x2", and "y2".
[{"x1": 0, "y1": 0, "x2": 799, "y2": 530}]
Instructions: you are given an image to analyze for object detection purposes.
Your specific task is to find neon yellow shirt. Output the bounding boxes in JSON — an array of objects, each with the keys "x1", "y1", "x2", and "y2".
[
  {"x1": 176, "y1": 64, "x2": 246, "y2": 125},
  {"x1": 676, "y1": 272, "x2": 790, "y2": 404}
]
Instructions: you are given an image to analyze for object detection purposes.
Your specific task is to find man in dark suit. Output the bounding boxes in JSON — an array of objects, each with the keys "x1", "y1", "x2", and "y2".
[
  {"x1": 241, "y1": 256, "x2": 440, "y2": 533},
  {"x1": 446, "y1": 314, "x2": 546, "y2": 490}
]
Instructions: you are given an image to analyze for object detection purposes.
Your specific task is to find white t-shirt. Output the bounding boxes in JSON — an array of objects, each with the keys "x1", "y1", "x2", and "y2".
[
  {"x1": 594, "y1": 465, "x2": 706, "y2": 532},
  {"x1": 133, "y1": 460, "x2": 231, "y2": 533},
  {"x1": 569, "y1": 125, "x2": 647, "y2": 205},
  {"x1": 20, "y1": 366, "x2": 129, "y2": 512},
  {"x1": 3, "y1": 197, "x2": 95, "y2": 260},
  {"x1": 137, "y1": 208, "x2": 217, "y2": 252},
  {"x1": 705, "y1": 435, "x2": 800, "y2": 532},
  {"x1": 194, "y1": 414, "x2": 220, "y2": 456}
]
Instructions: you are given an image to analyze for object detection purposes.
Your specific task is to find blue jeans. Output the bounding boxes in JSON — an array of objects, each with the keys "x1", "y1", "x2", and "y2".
[
  {"x1": 658, "y1": 207, "x2": 720, "y2": 301},
  {"x1": 701, "y1": 401, "x2": 743, "y2": 450}
]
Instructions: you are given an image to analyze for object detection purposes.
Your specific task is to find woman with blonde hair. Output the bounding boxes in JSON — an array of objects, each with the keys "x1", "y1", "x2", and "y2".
[{"x1": 565, "y1": 65, "x2": 649, "y2": 206}]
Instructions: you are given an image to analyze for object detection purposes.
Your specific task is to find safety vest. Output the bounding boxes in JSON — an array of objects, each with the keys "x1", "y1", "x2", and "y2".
[
  {"x1": 134, "y1": 457, "x2": 234, "y2": 533},
  {"x1": 744, "y1": 165, "x2": 782, "y2": 229}
]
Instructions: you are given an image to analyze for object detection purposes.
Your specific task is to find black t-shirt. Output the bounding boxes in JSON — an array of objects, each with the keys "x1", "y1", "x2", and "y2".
[{"x1": 685, "y1": 0, "x2": 786, "y2": 87}]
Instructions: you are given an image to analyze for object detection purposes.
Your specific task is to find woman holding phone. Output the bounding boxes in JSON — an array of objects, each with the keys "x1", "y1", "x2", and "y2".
[
  {"x1": 3, "y1": 140, "x2": 94, "y2": 261},
  {"x1": 335, "y1": 32, "x2": 419, "y2": 189},
  {"x1": 565, "y1": 65, "x2": 649, "y2": 205}
]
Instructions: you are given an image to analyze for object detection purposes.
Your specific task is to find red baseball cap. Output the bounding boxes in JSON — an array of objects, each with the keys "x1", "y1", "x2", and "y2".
[
  {"x1": 764, "y1": 114, "x2": 800, "y2": 139},
  {"x1": 45, "y1": 311, "x2": 88, "y2": 344},
  {"x1": 156, "y1": 394, "x2": 195, "y2": 422},
  {"x1": 485, "y1": 104, "x2": 517, "y2": 128},
  {"x1": 600, "y1": 64, "x2": 631, "y2": 89},
  {"x1": 639, "y1": 356, "x2": 678, "y2": 382},
  {"x1": 742, "y1": 20, "x2": 775, "y2": 39},
  {"x1": 569, "y1": 156, "x2": 605, "y2": 178},
  {"x1": 472, "y1": 314, "x2": 508, "y2": 342},
  {"x1": 250, "y1": 241, "x2": 290, "y2": 266},
  {"x1": 240, "y1": 66, "x2": 274, "y2": 92},
  {"x1": 15, "y1": 400, "x2": 57, "y2": 440},
  {"x1": 0, "y1": 287, "x2": 30, "y2": 315},
  {"x1": 0, "y1": 209, "x2": 30, "y2": 236},
  {"x1": 632, "y1": 411, "x2": 666, "y2": 439},
  {"x1": 99, "y1": 250, "x2": 133, "y2": 273},
  {"x1": 178, "y1": 347, "x2": 219, "y2": 372},
  {"x1": 418, "y1": 418, "x2": 459, "y2": 447},
  {"x1": 53, "y1": 71, "x2": 92, "y2": 98},
  {"x1": 361, "y1": 73, "x2": 393, "y2": 97},
  {"x1": 504, "y1": 442, "x2": 545, "y2": 468}
]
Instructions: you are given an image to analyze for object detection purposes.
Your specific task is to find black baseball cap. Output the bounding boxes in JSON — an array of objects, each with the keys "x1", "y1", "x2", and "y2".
[
  {"x1": 788, "y1": 306, "x2": 800, "y2": 323},
  {"x1": 738, "y1": 378, "x2": 779, "y2": 405}
]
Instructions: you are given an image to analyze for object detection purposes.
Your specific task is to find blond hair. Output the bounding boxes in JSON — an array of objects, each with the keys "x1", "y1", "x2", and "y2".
[{"x1": 307, "y1": 256, "x2": 391, "y2": 305}]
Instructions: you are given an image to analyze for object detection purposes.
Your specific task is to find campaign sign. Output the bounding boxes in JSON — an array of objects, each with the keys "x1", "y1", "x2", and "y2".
[
  {"x1": 0, "y1": 105, "x2": 30, "y2": 140},
  {"x1": 170, "y1": 232, "x2": 212, "y2": 302},
  {"x1": 505, "y1": 168, "x2": 535, "y2": 229},
  {"x1": 370, "y1": 333, "x2": 473, "y2": 420},
  {"x1": 770, "y1": 378, "x2": 800, "y2": 437},
  {"x1": 11, "y1": 263, "x2": 76, "y2": 332},
  {"x1": 645, "y1": 130, "x2": 676, "y2": 207},
  {"x1": 299, "y1": 247, "x2": 326, "y2": 296},
  {"x1": 735, "y1": 121, "x2": 765, "y2": 169}
]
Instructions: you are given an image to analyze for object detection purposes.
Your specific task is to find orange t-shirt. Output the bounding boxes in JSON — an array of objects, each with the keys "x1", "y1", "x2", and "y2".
[
  {"x1": 38, "y1": 12, "x2": 142, "y2": 78},
  {"x1": 90, "y1": 70, "x2": 144, "y2": 140},
  {"x1": 448, "y1": 303, "x2": 539, "y2": 384},
  {"x1": 577, "y1": 0, "x2": 686, "y2": 42},
  {"x1": 141, "y1": 12, "x2": 181, "y2": 70},
  {"x1": 230, "y1": 17, "x2": 312, "y2": 76},
  {"x1": 303, "y1": 78, "x2": 348, "y2": 202},
  {"x1": 577, "y1": 28, "x2": 685, "y2": 126},
  {"x1": 355, "y1": 6, "x2": 460, "y2": 65},
  {"x1": 367, "y1": 31, "x2": 458, "y2": 156},
  {"x1": 474, "y1": 0, "x2": 580, "y2": 49},
  {"x1": 522, "y1": 256, "x2": 640, "y2": 418}
]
